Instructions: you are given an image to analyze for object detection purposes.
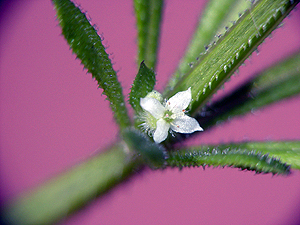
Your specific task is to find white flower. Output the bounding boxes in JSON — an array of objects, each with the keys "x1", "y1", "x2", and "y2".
[{"x1": 140, "y1": 87, "x2": 203, "y2": 143}]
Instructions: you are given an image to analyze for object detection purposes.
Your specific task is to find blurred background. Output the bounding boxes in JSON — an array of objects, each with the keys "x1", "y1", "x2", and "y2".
[{"x1": 1, "y1": 1, "x2": 300, "y2": 224}]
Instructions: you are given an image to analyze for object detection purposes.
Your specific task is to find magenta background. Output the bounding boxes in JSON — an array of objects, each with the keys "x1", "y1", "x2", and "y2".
[{"x1": 1, "y1": 1, "x2": 300, "y2": 224}]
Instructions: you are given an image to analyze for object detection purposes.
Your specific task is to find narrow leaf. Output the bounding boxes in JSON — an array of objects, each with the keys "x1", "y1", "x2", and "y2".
[
  {"x1": 167, "y1": 145, "x2": 291, "y2": 175},
  {"x1": 129, "y1": 61, "x2": 156, "y2": 113},
  {"x1": 164, "y1": 0, "x2": 299, "y2": 115},
  {"x1": 134, "y1": 0, "x2": 164, "y2": 69},
  {"x1": 53, "y1": 0, "x2": 131, "y2": 129},
  {"x1": 2, "y1": 144, "x2": 141, "y2": 225},
  {"x1": 198, "y1": 50, "x2": 300, "y2": 128},
  {"x1": 215, "y1": 141, "x2": 300, "y2": 170},
  {"x1": 166, "y1": 0, "x2": 253, "y2": 92}
]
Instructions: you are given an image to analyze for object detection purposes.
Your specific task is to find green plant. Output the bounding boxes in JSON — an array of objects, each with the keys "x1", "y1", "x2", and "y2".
[{"x1": 2, "y1": 0, "x2": 300, "y2": 224}]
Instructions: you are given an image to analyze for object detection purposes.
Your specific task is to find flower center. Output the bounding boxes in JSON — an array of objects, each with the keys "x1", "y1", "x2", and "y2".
[
  {"x1": 164, "y1": 109, "x2": 186, "y2": 123},
  {"x1": 163, "y1": 110, "x2": 174, "y2": 123}
]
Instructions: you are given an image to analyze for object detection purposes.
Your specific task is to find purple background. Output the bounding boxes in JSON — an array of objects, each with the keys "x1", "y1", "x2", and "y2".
[{"x1": 1, "y1": 1, "x2": 300, "y2": 224}]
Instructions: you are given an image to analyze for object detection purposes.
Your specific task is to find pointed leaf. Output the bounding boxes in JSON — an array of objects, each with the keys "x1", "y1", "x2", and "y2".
[
  {"x1": 198, "y1": 50, "x2": 300, "y2": 129},
  {"x1": 166, "y1": 0, "x2": 253, "y2": 92},
  {"x1": 167, "y1": 145, "x2": 290, "y2": 175},
  {"x1": 129, "y1": 61, "x2": 156, "y2": 113},
  {"x1": 215, "y1": 141, "x2": 300, "y2": 170},
  {"x1": 52, "y1": 0, "x2": 131, "y2": 129},
  {"x1": 164, "y1": 0, "x2": 299, "y2": 115}
]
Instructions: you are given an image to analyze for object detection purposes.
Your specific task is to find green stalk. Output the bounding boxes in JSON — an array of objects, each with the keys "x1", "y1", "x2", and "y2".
[
  {"x1": 2, "y1": 143, "x2": 141, "y2": 225},
  {"x1": 134, "y1": 0, "x2": 164, "y2": 69}
]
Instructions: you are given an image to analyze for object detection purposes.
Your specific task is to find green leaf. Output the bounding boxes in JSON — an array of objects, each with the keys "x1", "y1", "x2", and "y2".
[
  {"x1": 134, "y1": 0, "x2": 164, "y2": 69},
  {"x1": 165, "y1": 0, "x2": 253, "y2": 92},
  {"x1": 2, "y1": 143, "x2": 141, "y2": 225},
  {"x1": 166, "y1": 145, "x2": 291, "y2": 175},
  {"x1": 129, "y1": 61, "x2": 156, "y2": 113},
  {"x1": 53, "y1": 0, "x2": 131, "y2": 130},
  {"x1": 215, "y1": 141, "x2": 300, "y2": 170},
  {"x1": 122, "y1": 128, "x2": 167, "y2": 168},
  {"x1": 164, "y1": 0, "x2": 299, "y2": 115},
  {"x1": 198, "y1": 50, "x2": 300, "y2": 128}
]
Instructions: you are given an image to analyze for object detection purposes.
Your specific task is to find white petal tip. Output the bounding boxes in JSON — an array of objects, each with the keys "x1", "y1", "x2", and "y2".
[
  {"x1": 191, "y1": 124, "x2": 203, "y2": 133},
  {"x1": 197, "y1": 127, "x2": 204, "y2": 132},
  {"x1": 153, "y1": 134, "x2": 167, "y2": 143}
]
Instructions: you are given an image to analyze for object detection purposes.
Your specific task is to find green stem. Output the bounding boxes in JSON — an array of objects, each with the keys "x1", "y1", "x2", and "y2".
[
  {"x1": 2, "y1": 143, "x2": 142, "y2": 225},
  {"x1": 134, "y1": 0, "x2": 164, "y2": 69}
]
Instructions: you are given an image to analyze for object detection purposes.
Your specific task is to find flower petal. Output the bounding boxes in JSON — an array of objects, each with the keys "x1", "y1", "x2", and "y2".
[
  {"x1": 166, "y1": 87, "x2": 192, "y2": 113},
  {"x1": 171, "y1": 115, "x2": 203, "y2": 133},
  {"x1": 140, "y1": 97, "x2": 165, "y2": 119},
  {"x1": 153, "y1": 118, "x2": 170, "y2": 143}
]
